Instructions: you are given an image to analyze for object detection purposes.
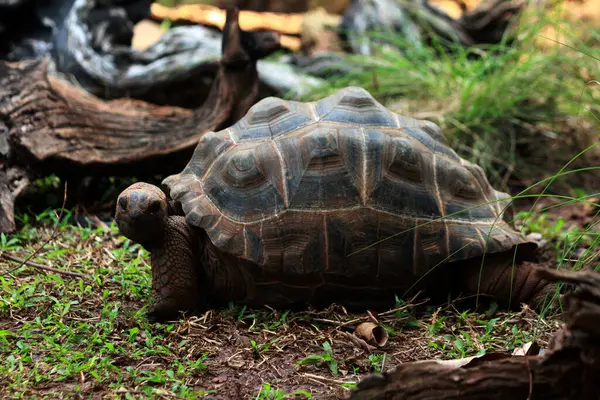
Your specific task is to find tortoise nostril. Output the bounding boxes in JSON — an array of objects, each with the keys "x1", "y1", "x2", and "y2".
[{"x1": 118, "y1": 196, "x2": 128, "y2": 212}]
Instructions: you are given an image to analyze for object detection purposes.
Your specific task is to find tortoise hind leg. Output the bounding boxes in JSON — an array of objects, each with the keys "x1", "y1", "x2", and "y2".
[
  {"x1": 147, "y1": 216, "x2": 204, "y2": 322},
  {"x1": 454, "y1": 252, "x2": 557, "y2": 310}
]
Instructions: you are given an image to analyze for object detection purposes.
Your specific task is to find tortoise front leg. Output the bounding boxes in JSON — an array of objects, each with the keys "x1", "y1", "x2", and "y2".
[
  {"x1": 147, "y1": 216, "x2": 204, "y2": 322},
  {"x1": 455, "y1": 252, "x2": 557, "y2": 310}
]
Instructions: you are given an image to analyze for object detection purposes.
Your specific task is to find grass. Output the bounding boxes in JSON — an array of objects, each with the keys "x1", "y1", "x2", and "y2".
[{"x1": 0, "y1": 196, "x2": 596, "y2": 397}]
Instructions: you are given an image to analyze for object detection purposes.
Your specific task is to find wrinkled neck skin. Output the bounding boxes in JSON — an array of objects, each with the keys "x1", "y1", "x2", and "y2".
[
  {"x1": 136, "y1": 206, "x2": 255, "y2": 311},
  {"x1": 167, "y1": 200, "x2": 184, "y2": 216},
  {"x1": 138, "y1": 237, "x2": 160, "y2": 253},
  {"x1": 121, "y1": 222, "x2": 163, "y2": 254},
  {"x1": 136, "y1": 227, "x2": 166, "y2": 253}
]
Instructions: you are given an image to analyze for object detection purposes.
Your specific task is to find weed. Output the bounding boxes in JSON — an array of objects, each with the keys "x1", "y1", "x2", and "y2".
[
  {"x1": 367, "y1": 353, "x2": 387, "y2": 373},
  {"x1": 297, "y1": 341, "x2": 339, "y2": 376},
  {"x1": 250, "y1": 337, "x2": 280, "y2": 359},
  {"x1": 254, "y1": 383, "x2": 313, "y2": 399}
]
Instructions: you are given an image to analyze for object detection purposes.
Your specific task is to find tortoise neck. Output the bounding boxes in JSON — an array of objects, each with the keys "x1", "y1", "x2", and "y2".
[
  {"x1": 166, "y1": 200, "x2": 184, "y2": 216},
  {"x1": 138, "y1": 231, "x2": 165, "y2": 253},
  {"x1": 198, "y1": 232, "x2": 254, "y2": 306}
]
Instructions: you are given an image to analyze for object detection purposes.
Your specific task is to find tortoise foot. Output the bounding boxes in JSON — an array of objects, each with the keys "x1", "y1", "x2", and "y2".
[
  {"x1": 146, "y1": 296, "x2": 202, "y2": 322},
  {"x1": 146, "y1": 283, "x2": 207, "y2": 322},
  {"x1": 147, "y1": 303, "x2": 180, "y2": 323}
]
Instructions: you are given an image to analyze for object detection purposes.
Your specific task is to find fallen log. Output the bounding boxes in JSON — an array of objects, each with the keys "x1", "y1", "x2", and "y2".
[
  {"x1": 349, "y1": 267, "x2": 600, "y2": 399},
  {"x1": 0, "y1": 8, "x2": 281, "y2": 233}
]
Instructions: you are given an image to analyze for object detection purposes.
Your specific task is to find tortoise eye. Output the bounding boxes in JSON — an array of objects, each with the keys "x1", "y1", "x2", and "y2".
[{"x1": 147, "y1": 200, "x2": 161, "y2": 214}]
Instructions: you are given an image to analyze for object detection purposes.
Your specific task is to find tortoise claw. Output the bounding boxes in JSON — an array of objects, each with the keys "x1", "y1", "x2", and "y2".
[
  {"x1": 146, "y1": 303, "x2": 181, "y2": 323},
  {"x1": 146, "y1": 296, "x2": 208, "y2": 323}
]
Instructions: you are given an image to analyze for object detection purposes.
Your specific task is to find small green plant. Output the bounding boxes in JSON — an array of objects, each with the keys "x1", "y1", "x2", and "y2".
[
  {"x1": 367, "y1": 353, "x2": 387, "y2": 373},
  {"x1": 297, "y1": 341, "x2": 339, "y2": 376},
  {"x1": 250, "y1": 338, "x2": 280, "y2": 359},
  {"x1": 254, "y1": 383, "x2": 313, "y2": 399},
  {"x1": 228, "y1": 304, "x2": 293, "y2": 332},
  {"x1": 428, "y1": 315, "x2": 446, "y2": 336},
  {"x1": 390, "y1": 295, "x2": 420, "y2": 330},
  {"x1": 340, "y1": 382, "x2": 358, "y2": 390}
]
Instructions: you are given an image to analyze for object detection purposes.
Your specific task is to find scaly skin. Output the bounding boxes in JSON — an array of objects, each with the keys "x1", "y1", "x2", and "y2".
[
  {"x1": 148, "y1": 216, "x2": 203, "y2": 321},
  {"x1": 115, "y1": 183, "x2": 204, "y2": 321},
  {"x1": 454, "y1": 251, "x2": 556, "y2": 310}
]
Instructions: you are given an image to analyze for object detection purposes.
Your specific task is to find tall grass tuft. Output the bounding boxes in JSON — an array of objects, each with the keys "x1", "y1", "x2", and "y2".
[{"x1": 297, "y1": 9, "x2": 600, "y2": 191}]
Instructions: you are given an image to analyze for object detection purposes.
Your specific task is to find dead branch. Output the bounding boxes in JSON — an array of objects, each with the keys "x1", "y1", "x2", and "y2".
[
  {"x1": 1, "y1": 253, "x2": 91, "y2": 280},
  {"x1": 0, "y1": 8, "x2": 281, "y2": 233}
]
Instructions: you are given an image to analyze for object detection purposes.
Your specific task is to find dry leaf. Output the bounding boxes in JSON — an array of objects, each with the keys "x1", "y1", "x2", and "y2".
[
  {"x1": 512, "y1": 341, "x2": 541, "y2": 356},
  {"x1": 421, "y1": 351, "x2": 513, "y2": 369},
  {"x1": 355, "y1": 322, "x2": 389, "y2": 347}
]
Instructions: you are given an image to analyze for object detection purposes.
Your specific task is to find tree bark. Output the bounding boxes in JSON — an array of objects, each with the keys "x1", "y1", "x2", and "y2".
[
  {"x1": 349, "y1": 268, "x2": 600, "y2": 400},
  {"x1": 0, "y1": 7, "x2": 281, "y2": 233}
]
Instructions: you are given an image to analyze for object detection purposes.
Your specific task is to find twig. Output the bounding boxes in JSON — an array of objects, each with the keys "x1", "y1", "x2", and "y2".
[
  {"x1": 1, "y1": 253, "x2": 90, "y2": 280},
  {"x1": 312, "y1": 317, "x2": 369, "y2": 333},
  {"x1": 301, "y1": 372, "x2": 355, "y2": 386},
  {"x1": 377, "y1": 291, "x2": 428, "y2": 317},
  {"x1": 366, "y1": 310, "x2": 379, "y2": 325},
  {"x1": 313, "y1": 317, "x2": 354, "y2": 327},
  {"x1": 340, "y1": 331, "x2": 375, "y2": 353},
  {"x1": 5, "y1": 182, "x2": 68, "y2": 276},
  {"x1": 312, "y1": 292, "x2": 430, "y2": 331},
  {"x1": 1, "y1": 253, "x2": 139, "y2": 287}
]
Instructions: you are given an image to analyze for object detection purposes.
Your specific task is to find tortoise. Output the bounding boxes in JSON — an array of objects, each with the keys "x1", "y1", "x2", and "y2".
[{"x1": 115, "y1": 86, "x2": 551, "y2": 322}]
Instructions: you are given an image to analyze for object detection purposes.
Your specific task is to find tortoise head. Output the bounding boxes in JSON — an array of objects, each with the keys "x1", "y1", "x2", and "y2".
[{"x1": 115, "y1": 182, "x2": 169, "y2": 245}]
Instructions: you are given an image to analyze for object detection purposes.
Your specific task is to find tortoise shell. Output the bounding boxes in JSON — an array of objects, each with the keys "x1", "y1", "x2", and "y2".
[{"x1": 163, "y1": 87, "x2": 524, "y2": 279}]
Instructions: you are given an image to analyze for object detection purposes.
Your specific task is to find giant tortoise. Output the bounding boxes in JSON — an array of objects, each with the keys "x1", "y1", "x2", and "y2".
[{"x1": 115, "y1": 86, "x2": 550, "y2": 321}]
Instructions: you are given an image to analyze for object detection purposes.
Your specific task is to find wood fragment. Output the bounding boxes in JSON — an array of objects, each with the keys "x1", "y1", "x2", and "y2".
[
  {"x1": 132, "y1": 19, "x2": 165, "y2": 50},
  {"x1": 0, "y1": 8, "x2": 280, "y2": 233},
  {"x1": 151, "y1": 3, "x2": 303, "y2": 34},
  {"x1": 0, "y1": 167, "x2": 28, "y2": 233}
]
